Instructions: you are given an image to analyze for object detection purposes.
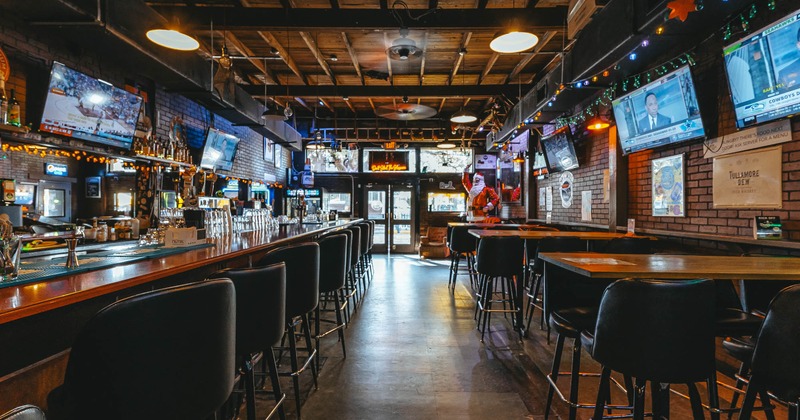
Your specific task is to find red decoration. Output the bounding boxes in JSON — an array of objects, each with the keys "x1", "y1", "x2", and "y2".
[{"x1": 667, "y1": 0, "x2": 696, "y2": 21}]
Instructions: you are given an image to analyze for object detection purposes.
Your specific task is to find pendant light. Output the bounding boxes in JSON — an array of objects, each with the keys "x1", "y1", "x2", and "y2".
[
  {"x1": 489, "y1": 1, "x2": 539, "y2": 53},
  {"x1": 437, "y1": 142, "x2": 456, "y2": 149},
  {"x1": 586, "y1": 106, "x2": 611, "y2": 131},
  {"x1": 450, "y1": 49, "x2": 478, "y2": 124},
  {"x1": 147, "y1": 29, "x2": 199, "y2": 51},
  {"x1": 260, "y1": 59, "x2": 285, "y2": 121}
]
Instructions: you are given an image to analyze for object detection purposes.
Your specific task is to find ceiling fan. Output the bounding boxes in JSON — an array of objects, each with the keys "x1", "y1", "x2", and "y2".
[
  {"x1": 387, "y1": 28, "x2": 422, "y2": 61},
  {"x1": 375, "y1": 102, "x2": 437, "y2": 120}
]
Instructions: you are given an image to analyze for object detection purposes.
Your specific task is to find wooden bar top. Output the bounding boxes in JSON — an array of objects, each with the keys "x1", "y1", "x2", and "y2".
[
  {"x1": 447, "y1": 222, "x2": 525, "y2": 228},
  {"x1": 538, "y1": 252, "x2": 800, "y2": 280},
  {"x1": 468, "y1": 229, "x2": 649, "y2": 240},
  {"x1": 0, "y1": 220, "x2": 358, "y2": 325}
]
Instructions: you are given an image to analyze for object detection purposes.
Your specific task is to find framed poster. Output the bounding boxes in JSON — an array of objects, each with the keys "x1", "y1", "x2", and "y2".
[
  {"x1": 86, "y1": 177, "x2": 102, "y2": 198},
  {"x1": 652, "y1": 154, "x2": 685, "y2": 217},
  {"x1": 274, "y1": 145, "x2": 281, "y2": 168},
  {"x1": 264, "y1": 137, "x2": 274, "y2": 163},
  {"x1": 713, "y1": 145, "x2": 782, "y2": 208}
]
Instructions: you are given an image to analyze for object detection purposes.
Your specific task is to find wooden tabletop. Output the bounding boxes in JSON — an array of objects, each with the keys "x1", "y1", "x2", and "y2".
[
  {"x1": 448, "y1": 222, "x2": 524, "y2": 228},
  {"x1": 468, "y1": 229, "x2": 642, "y2": 240},
  {"x1": 538, "y1": 252, "x2": 800, "y2": 280},
  {"x1": 0, "y1": 220, "x2": 359, "y2": 325}
]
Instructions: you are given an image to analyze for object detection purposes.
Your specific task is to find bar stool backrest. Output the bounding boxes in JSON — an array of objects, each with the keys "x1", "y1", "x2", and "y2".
[
  {"x1": 749, "y1": 283, "x2": 800, "y2": 402},
  {"x1": 367, "y1": 220, "x2": 375, "y2": 251},
  {"x1": 317, "y1": 233, "x2": 349, "y2": 293},
  {"x1": 257, "y1": 242, "x2": 320, "y2": 318},
  {"x1": 589, "y1": 278, "x2": 716, "y2": 384},
  {"x1": 741, "y1": 277, "x2": 800, "y2": 315},
  {"x1": 449, "y1": 226, "x2": 477, "y2": 254},
  {"x1": 357, "y1": 222, "x2": 371, "y2": 256},
  {"x1": 347, "y1": 226, "x2": 362, "y2": 268},
  {"x1": 52, "y1": 279, "x2": 236, "y2": 420},
  {"x1": 209, "y1": 263, "x2": 286, "y2": 355},
  {"x1": 0, "y1": 405, "x2": 46, "y2": 420},
  {"x1": 476, "y1": 236, "x2": 523, "y2": 278}
]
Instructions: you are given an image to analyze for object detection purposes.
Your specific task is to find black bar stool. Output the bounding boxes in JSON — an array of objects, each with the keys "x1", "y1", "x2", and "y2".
[
  {"x1": 47, "y1": 279, "x2": 236, "y2": 420},
  {"x1": 209, "y1": 263, "x2": 287, "y2": 420},
  {"x1": 257, "y1": 243, "x2": 320, "y2": 419},
  {"x1": 582, "y1": 278, "x2": 719, "y2": 420},
  {"x1": 366, "y1": 220, "x2": 376, "y2": 279},
  {"x1": 343, "y1": 225, "x2": 362, "y2": 313},
  {"x1": 448, "y1": 226, "x2": 477, "y2": 291},
  {"x1": 526, "y1": 237, "x2": 585, "y2": 334},
  {"x1": 314, "y1": 233, "x2": 349, "y2": 371},
  {"x1": 737, "y1": 284, "x2": 800, "y2": 420},
  {"x1": 357, "y1": 221, "x2": 372, "y2": 288},
  {"x1": 475, "y1": 235, "x2": 524, "y2": 342}
]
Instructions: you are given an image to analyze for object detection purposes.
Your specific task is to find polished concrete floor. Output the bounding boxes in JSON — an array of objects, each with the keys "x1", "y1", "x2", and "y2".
[{"x1": 248, "y1": 254, "x2": 782, "y2": 420}]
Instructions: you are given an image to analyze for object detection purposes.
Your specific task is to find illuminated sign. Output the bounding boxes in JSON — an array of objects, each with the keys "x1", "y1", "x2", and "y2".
[
  {"x1": 369, "y1": 151, "x2": 409, "y2": 171},
  {"x1": 45, "y1": 162, "x2": 68, "y2": 177}
]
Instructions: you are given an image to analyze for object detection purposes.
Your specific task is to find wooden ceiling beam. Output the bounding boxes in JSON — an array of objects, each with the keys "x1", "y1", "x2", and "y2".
[
  {"x1": 505, "y1": 31, "x2": 556, "y2": 84},
  {"x1": 384, "y1": 32, "x2": 394, "y2": 86},
  {"x1": 368, "y1": 98, "x2": 377, "y2": 114},
  {"x1": 152, "y1": 6, "x2": 568, "y2": 30},
  {"x1": 299, "y1": 31, "x2": 337, "y2": 85},
  {"x1": 318, "y1": 97, "x2": 335, "y2": 112},
  {"x1": 448, "y1": 32, "x2": 472, "y2": 86},
  {"x1": 330, "y1": 0, "x2": 339, "y2": 8},
  {"x1": 344, "y1": 99, "x2": 356, "y2": 113},
  {"x1": 258, "y1": 31, "x2": 308, "y2": 85},
  {"x1": 342, "y1": 32, "x2": 364, "y2": 86},
  {"x1": 223, "y1": 31, "x2": 279, "y2": 85},
  {"x1": 240, "y1": 83, "x2": 520, "y2": 97},
  {"x1": 294, "y1": 97, "x2": 313, "y2": 112},
  {"x1": 479, "y1": 52, "x2": 500, "y2": 85},
  {"x1": 438, "y1": 98, "x2": 446, "y2": 113},
  {"x1": 419, "y1": 31, "x2": 428, "y2": 86},
  {"x1": 477, "y1": 0, "x2": 489, "y2": 8}
]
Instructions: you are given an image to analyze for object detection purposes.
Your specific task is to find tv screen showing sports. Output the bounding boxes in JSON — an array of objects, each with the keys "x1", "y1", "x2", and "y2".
[
  {"x1": 39, "y1": 62, "x2": 143, "y2": 149},
  {"x1": 540, "y1": 128, "x2": 579, "y2": 173},
  {"x1": 722, "y1": 8, "x2": 800, "y2": 128},
  {"x1": 200, "y1": 128, "x2": 240, "y2": 171},
  {"x1": 612, "y1": 65, "x2": 706, "y2": 155}
]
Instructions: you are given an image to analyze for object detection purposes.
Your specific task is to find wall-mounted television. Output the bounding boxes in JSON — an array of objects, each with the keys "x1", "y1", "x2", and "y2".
[
  {"x1": 612, "y1": 65, "x2": 706, "y2": 155},
  {"x1": 39, "y1": 62, "x2": 143, "y2": 149},
  {"x1": 199, "y1": 128, "x2": 240, "y2": 171},
  {"x1": 723, "y1": 8, "x2": 800, "y2": 128},
  {"x1": 540, "y1": 128, "x2": 579, "y2": 173},
  {"x1": 532, "y1": 151, "x2": 549, "y2": 176}
]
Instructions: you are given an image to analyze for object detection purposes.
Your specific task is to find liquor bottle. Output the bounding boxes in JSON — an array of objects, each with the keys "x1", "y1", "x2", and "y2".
[
  {"x1": 7, "y1": 90, "x2": 20, "y2": 127},
  {"x1": 0, "y1": 77, "x2": 7, "y2": 125}
]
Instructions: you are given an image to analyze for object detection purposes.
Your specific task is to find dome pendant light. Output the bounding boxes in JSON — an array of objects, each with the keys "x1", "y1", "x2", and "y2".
[
  {"x1": 146, "y1": 29, "x2": 199, "y2": 51},
  {"x1": 586, "y1": 116, "x2": 610, "y2": 131},
  {"x1": 450, "y1": 110, "x2": 478, "y2": 124}
]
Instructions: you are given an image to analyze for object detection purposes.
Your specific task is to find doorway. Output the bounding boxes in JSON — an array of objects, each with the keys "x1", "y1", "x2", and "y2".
[{"x1": 364, "y1": 183, "x2": 415, "y2": 253}]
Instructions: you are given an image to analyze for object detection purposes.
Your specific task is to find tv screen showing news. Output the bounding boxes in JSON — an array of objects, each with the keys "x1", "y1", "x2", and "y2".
[
  {"x1": 612, "y1": 65, "x2": 706, "y2": 155},
  {"x1": 723, "y1": 8, "x2": 800, "y2": 128},
  {"x1": 199, "y1": 128, "x2": 240, "y2": 171},
  {"x1": 540, "y1": 128, "x2": 579, "y2": 173},
  {"x1": 39, "y1": 62, "x2": 143, "y2": 149}
]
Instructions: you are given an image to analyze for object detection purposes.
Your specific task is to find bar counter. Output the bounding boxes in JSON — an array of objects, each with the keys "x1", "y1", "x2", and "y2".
[{"x1": 0, "y1": 219, "x2": 359, "y2": 407}]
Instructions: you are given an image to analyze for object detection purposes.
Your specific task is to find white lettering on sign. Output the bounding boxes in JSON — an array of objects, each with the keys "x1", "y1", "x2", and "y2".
[{"x1": 703, "y1": 119, "x2": 791, "y2": 158}]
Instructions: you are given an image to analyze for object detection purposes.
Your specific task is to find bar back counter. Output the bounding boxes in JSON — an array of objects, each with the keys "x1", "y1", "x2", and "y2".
[{"x1": 0, "y1": 219, "x2": 360, "y2": 412}]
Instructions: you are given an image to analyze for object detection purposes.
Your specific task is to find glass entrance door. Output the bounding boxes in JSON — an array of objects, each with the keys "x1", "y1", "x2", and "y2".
[{"x1": 364, "y1": 183, "x2": 416, "y2": 254}]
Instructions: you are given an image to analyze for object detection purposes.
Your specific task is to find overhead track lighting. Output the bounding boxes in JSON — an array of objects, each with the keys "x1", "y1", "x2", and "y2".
[{"x1": 146, "y1": 29, "x2": 199, "y2": 51}]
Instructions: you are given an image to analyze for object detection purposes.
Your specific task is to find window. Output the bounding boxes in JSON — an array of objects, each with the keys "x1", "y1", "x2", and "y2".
[
  {"x1": 362, "y1": 148, "x2": 416, "y2": 173},
  {"x1": 307, "y1": 148, "x2": 359, "y2": 173},
  {"x1": 114, "y1": 192, "x2": 133, "y2": 214},
  {"x1": 420, "y1": 148, "x2": 473, "y2": 173},
  {"x1": 325, "y1": 192, "x2": 351, "y2": 213},
  {"x1": 427, "y1": 192, "x2": 466, "y2": 212}
]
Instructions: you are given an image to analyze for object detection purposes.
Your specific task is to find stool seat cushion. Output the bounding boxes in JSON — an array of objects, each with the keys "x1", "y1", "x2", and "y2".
[
  {"x1": 716, "y1": 308, "x2": 763, "y2": 337},
  {"x1": 721, "y1": 336, "x2": 755, "y2": 362},
  {"x1": 549, "y1": 306, "x2": 598, "y2": 338}
]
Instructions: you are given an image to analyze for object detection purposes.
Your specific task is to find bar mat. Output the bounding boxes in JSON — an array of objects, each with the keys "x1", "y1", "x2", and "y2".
[{"x1": 0, "y1": 243, "x2": 215, "y2": 290}]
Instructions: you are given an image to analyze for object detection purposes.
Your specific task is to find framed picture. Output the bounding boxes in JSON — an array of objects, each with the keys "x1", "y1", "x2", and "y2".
[
  {"x1": 264, "y1": 137, "x2": 274, "y2": 163},
  {"x1": 274, "y1": 145, "x2": 281, "y2": 168},
  {"x1": 651, "y1": 154, "x2": 684, "y2": 217},
  {"x1": 86, "y1": 176, "x2": 102, "y2": 198}
]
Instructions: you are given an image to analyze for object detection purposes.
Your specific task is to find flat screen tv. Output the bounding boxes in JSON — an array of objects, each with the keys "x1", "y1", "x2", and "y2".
[
  {"x1": 199, "y1": 128, "x2": 240, "y2": 171},
  {"x1": 611, "y1": 65, "x2": 706, "y2": 155},
  {"x1": 532, "y1": 151, "x2": 549, "y2": 176},
  {"x1": 722, "y1": 8, "x2": 800, "y2": 128},
  {"x1": 39, "y1": 62, "x2": 143, "y2": 149},
  {"x1": 540, "y1": 128, "x2": 579, "y2": 173}
]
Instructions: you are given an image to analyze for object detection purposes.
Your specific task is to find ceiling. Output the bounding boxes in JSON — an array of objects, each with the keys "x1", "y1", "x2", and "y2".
[{"x1": 143, "y1": 0, "x2": 570, "y2": 141}]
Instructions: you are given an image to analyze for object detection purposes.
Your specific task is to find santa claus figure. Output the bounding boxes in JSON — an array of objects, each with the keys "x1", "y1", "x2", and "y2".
[{"x1": 462, "y1": 164, "x2": 500, "y2": 221}]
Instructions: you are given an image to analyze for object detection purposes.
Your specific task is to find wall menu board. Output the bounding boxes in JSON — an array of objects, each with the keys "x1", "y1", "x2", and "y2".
[{"x1": 713, "y1": 145, "x2": 782, "y2": 208}]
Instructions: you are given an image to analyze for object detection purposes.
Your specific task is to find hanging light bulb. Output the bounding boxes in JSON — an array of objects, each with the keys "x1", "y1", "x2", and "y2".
[{"x1": 218, "y1": 45, "x2": 233, "y2": 70}]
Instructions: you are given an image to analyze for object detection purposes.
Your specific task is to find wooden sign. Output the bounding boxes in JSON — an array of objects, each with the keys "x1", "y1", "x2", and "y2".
[
  {"x1": 713, "y1": 145, "x2": 782, "y2": 209},
  {"x1": 703, "y1": 119, "x2": 791, "y2": 158}
]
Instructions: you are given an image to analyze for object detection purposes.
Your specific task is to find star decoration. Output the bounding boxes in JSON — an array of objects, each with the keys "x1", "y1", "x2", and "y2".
[{"x1": 667, "y1": 0, "x2": 697, "y2": 22}]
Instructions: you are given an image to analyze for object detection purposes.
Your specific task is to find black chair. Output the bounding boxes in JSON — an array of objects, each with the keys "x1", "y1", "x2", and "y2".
[
  {"x1": 357, "y1": 222, "x2": 372, "y2": 287},
  {"x1": 543, "y1": 264, "x2": 612, "y2": 420},
  {"x1": 526, "y1": 237, "x2": 585, "y2": 333},
  {"x1": 475, "y1": 235, "x2": 524, "y2": 342},
  {"x1": 448, "y1": 226, "x2": 478, "y2": 291},
  {"x1": 343, "y1": 225, "x2": 362, "y2": 313},
  {"x1": 209, "y1": 263, "x2": 287, "y2": 420},
  {"x1": 715, "y1": 279, "x2": 764, "y2": 337},
  {"x1": 0, "y1": 405, "x2": 46, "y2": 420},
  {"x1": 47, "y1": 279, "x2": 236, "y2": 420},
  {"x1": 600, "y1": 237, "x2": 655, "y2": 254},
  {"x1": 314, "y1": 233, "x2": 349, "y2": 370},
  {"x1": 738, "y1": 284, "x2": 800, "y2": 420},
  {"x1": 366, "y1": 220, "x2": 376, "y2": 279},
  {"x1": 582, "y1": 278, "x2": 719, "y2": 420},
  {"x1": 257, "y1": 243, "x2": 320, "y2": 419}
]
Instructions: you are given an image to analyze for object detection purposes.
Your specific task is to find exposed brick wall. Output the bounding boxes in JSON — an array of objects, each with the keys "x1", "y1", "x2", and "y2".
[{"x1": 533, "y1": 129, "x2": 611, "y2": 225}]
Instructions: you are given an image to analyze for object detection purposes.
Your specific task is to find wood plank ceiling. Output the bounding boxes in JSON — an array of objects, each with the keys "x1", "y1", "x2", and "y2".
[{"x1": 147, "y1": 0, "x2": 568, "y2": 141}]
